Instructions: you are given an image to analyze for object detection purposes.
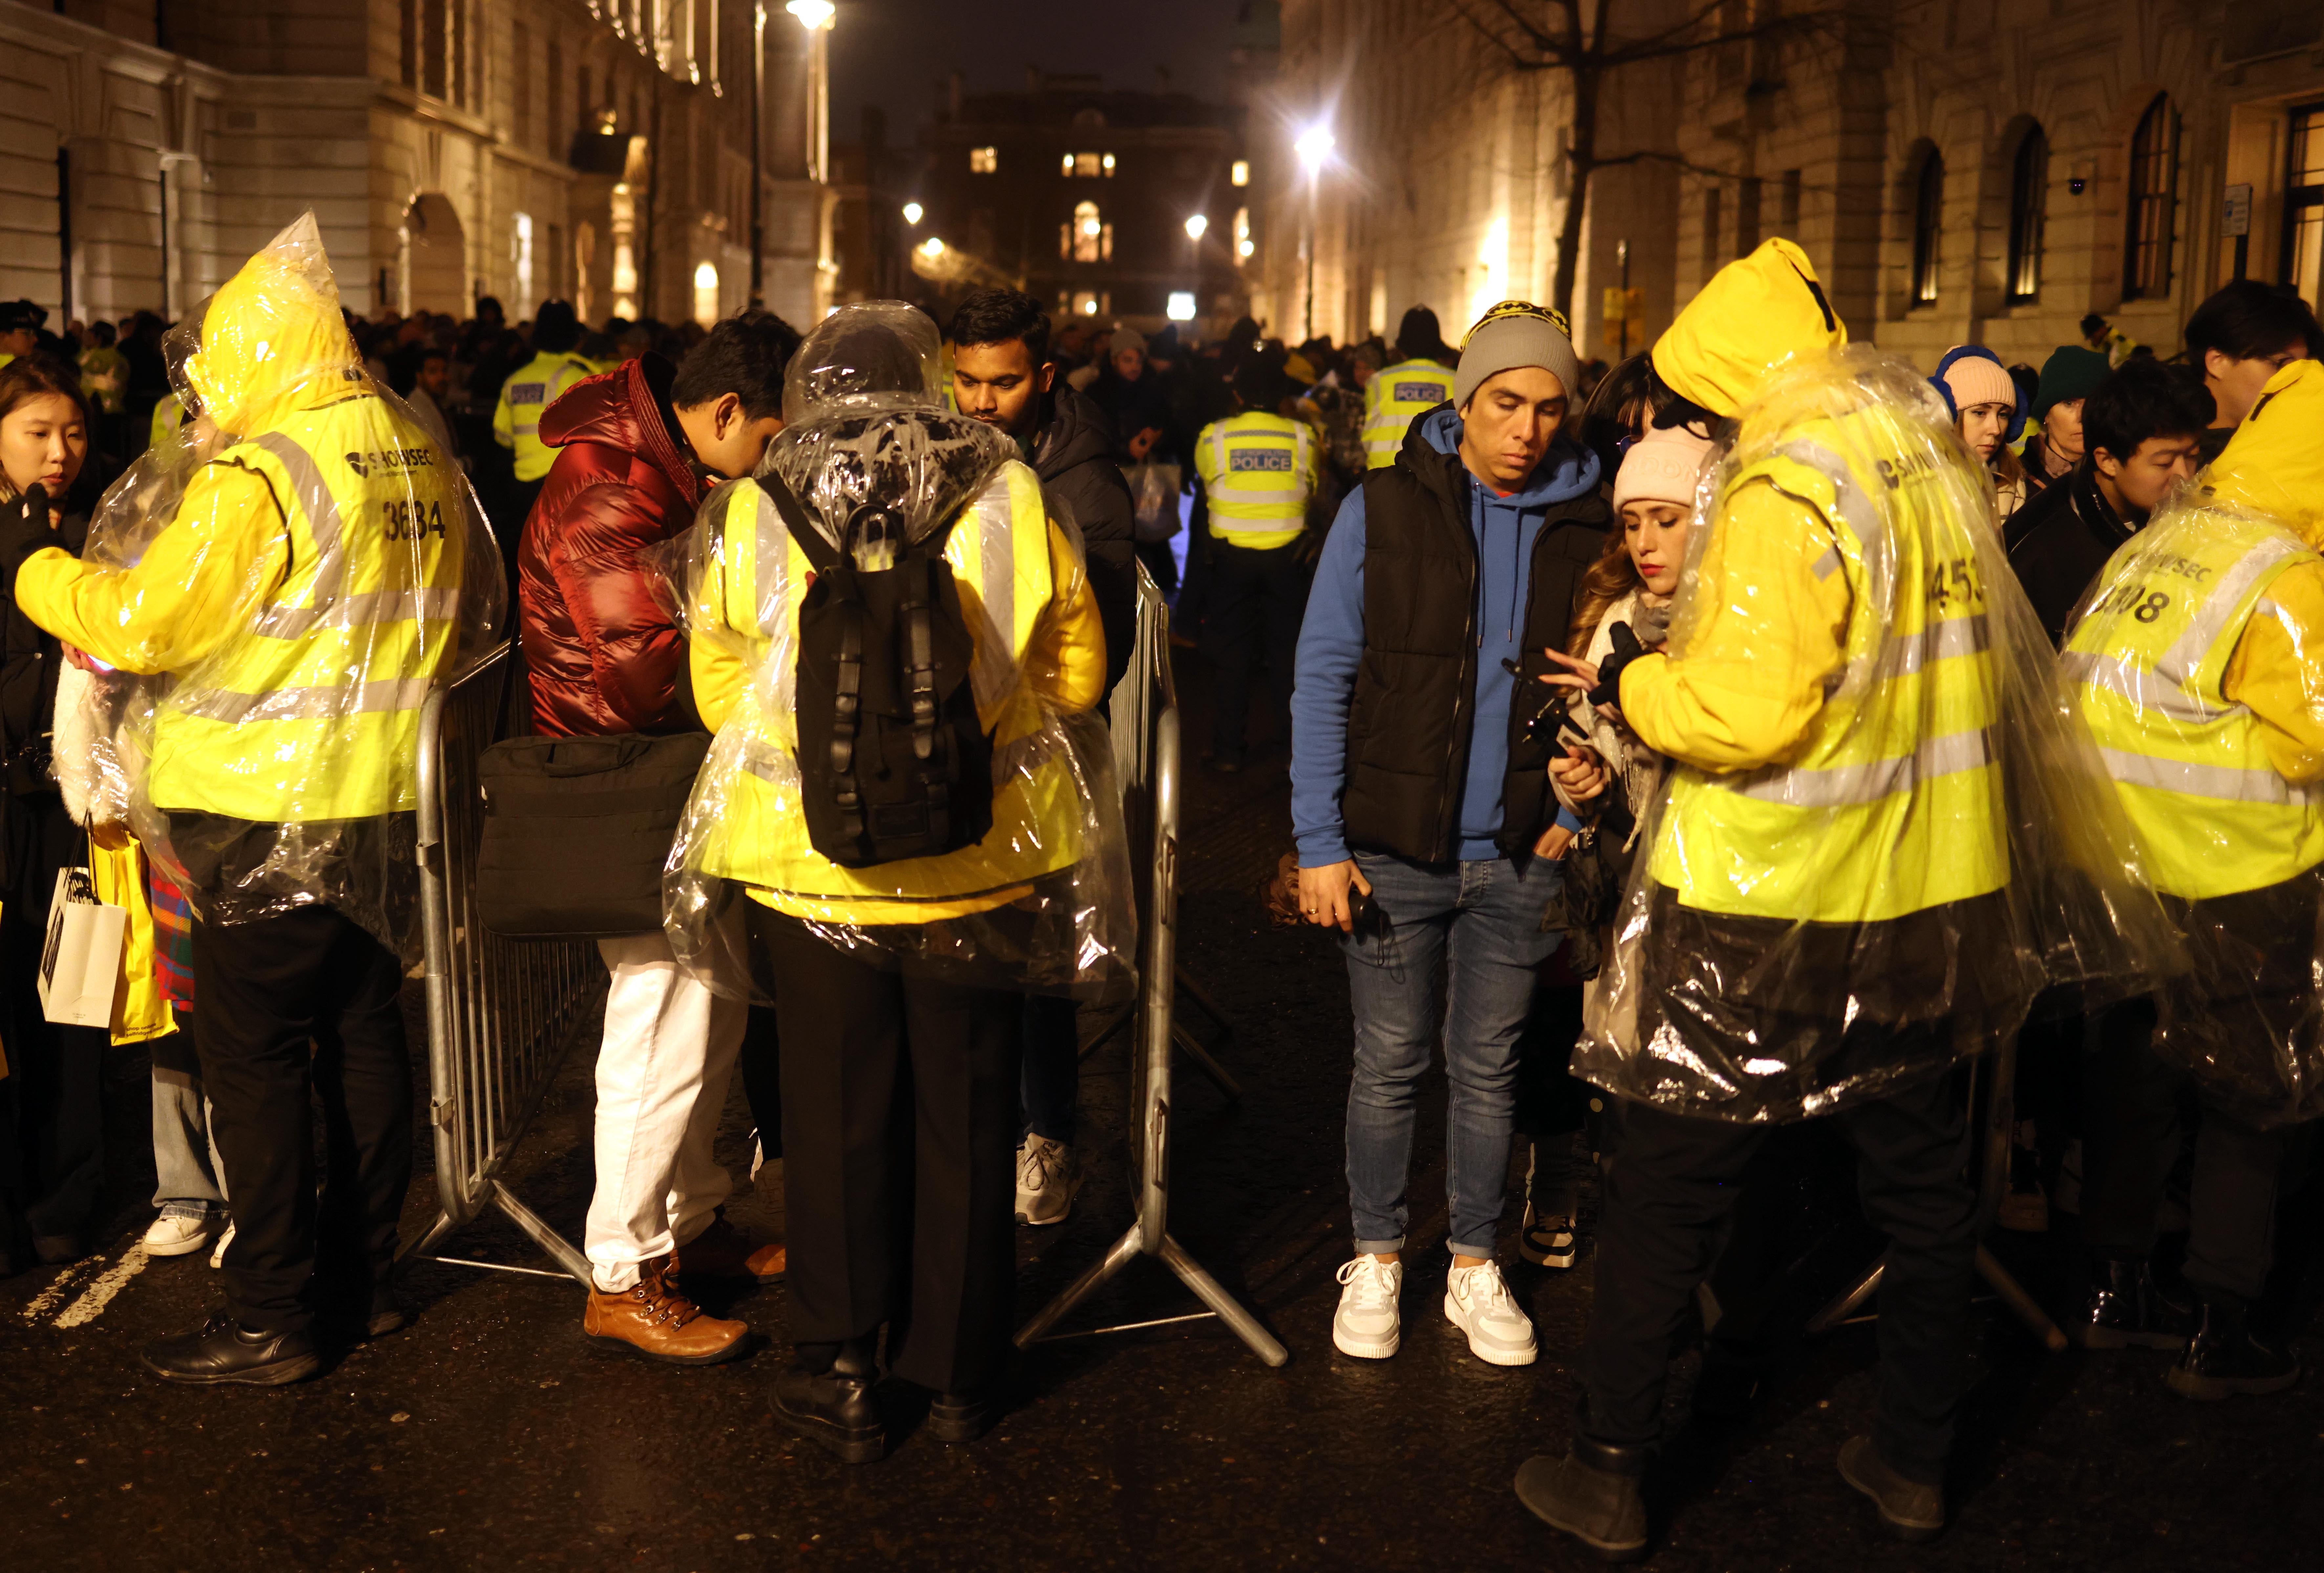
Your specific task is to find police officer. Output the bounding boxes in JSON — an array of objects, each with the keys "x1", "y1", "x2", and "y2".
[
  {"x1": 1361, "y1": 306, "x2": 1458, "y2": 470},
  {"x1": 1193, "y1": 356, "x2": 1321, "y2": 771},
  {"x1": 3, "y1": 214, "x2": 495, "y2": 1386},
  {"x1": 2064, "y1": 358, "x2": 2324, "y2": 1400},
  {"x1": 491, "y1": 298, "x2": 595, "y2": 545}
]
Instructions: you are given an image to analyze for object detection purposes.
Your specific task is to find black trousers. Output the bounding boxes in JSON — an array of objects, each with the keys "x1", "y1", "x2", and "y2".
[
  {"x1": 3, "y1": 793, "x2": 110, "y2": 1245},
  {"x1": 752, "y1": 907, "x2": 1022, "y2": 1393},
  {"x1": 1203, "y1": 539, "x2": 1308, "y2": 760},
  {"x1": 1580, "y1": 1069, "x2": 1977, "y2": 1483},
  {"x1": 194, "y1": 906, "x2": 411, "y2": 1333},
  {"x1": 2082, "y1": 997, "x2": 2296, "y2": 1305}
]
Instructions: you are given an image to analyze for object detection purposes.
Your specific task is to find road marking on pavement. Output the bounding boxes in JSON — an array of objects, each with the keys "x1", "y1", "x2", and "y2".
[
  {"x1": 54, "y1": 1244, "x2": 152, "y2": 1328},
  {"x1": 20, "y1": 1256, "x2": 102, "y2": 1324}
]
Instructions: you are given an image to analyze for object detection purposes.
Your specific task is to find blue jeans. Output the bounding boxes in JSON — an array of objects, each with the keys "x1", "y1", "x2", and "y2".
[{"x1": 1342, "y1": 852, "x2": 1562, "y2": 1258}]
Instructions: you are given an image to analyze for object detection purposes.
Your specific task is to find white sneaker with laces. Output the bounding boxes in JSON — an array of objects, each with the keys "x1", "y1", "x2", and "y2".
[
  {"x1": 1445, "y1": 1260, "x2": 1538, "y2": 1366},
  {"x1": 1332, "y1": 1256, "x2": 1404, "y2": 1359},
  {"x1": 1014, "y1": 1134, "x2": 1081, "y2": 1226},
  {"x1": 141, "y1": 1212, "x2": 213, "y2": 1258},
  {"x1": 209, "y1": 1220, "x2": 235, "y2": 1270}
]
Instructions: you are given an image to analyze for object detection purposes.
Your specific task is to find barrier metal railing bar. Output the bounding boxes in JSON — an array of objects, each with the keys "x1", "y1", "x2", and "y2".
[
  {"x1": 1016, "y1": 569, "x2": 1287, "y2": 1366},
  {"x1": 395, "y1": 642, "x2": 602, "y2": 1287}
]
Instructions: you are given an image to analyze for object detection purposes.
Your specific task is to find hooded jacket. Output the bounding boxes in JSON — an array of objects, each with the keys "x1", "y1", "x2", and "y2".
[
  {"x1": 1291, "y1": 404, "x2": 1606, "y2": 867},
  {"x1": 518, "y1": 354, "x2": 707, "y2": 737},
  {"x1": 2003, "y1": 464, "x2": 2132, "y2": 648},
  {"x1": 1028, "y1": 385, "x2": 1137, "y2": 695}
]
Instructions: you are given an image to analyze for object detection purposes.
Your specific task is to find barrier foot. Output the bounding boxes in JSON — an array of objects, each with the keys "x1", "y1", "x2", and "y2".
[
  {"x1": 1807, "y1": 1261, "x2": 1883, "y2": 1333},
  {"x1": 1078, "y1": 1004, "x2": 1135, "y2": 1064},
  {"x1": 1158, "y1": 1234, "x2": 1288, "y2": 1367},
  {"x1": 392, "y1": 1209, "x2": 463, "y2": 1281},
  {"x1": 1015, "y1": 1225, "x2": 1144, "y2": 1349},
  {"x1": 1978, "y1": 1244, "x2": 2068, "y2": 1351},
  {"x1": 1173, "y1": 965, "x2": 1234, "y2": 1039},
  {"x1": 488, "y1": 1181, "x2": 594, "y2": 1286},
  {"x1": 1172, "y1": 1022, "x2": 1243, "y2": 1103}
]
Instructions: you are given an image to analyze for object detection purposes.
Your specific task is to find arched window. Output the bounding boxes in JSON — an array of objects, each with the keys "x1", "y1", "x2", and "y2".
[
  {"x1": 2124, "y1": 94, "x2": 2180, "y2": 301},
  {"x1": 2006, "y1": 123, "x2": 2047, "y2": 304},
  {"x1": 1071, "y1": 200, "x2": 1111, "y2": 263},
  {"x1": 1911, "y1": 148, "x2": 1943, "y2": 305}
]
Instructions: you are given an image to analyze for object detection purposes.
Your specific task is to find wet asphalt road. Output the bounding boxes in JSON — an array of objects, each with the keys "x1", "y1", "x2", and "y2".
[{"x1": 4, "y1": 656, "x2": 2320, "y2": 1572}]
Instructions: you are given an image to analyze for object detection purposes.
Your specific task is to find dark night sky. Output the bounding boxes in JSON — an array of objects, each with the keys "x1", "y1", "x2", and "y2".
[{"x1": 827, "y1": 0, "x2": 1248, "y2": 146}]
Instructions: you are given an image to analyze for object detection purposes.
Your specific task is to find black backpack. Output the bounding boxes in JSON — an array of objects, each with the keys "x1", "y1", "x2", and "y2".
[{"x1": 767, "y1": 475, "x2": 995, "y2": 868}]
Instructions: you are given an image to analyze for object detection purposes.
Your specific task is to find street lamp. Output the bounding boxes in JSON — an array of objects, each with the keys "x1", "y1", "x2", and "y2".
[
  {"x1": 1294, "y1": 121, "x2": 1335, "y2": 340},
  {"x1": 903, "y1": 201, "x2": 924, "y2": 226},
  {"x1": 785, "y1": 0, "x2": 833, "y2": 25},
  {"x1": 1184, "y1": 213, "x2": 1209, "y2": 241},
  {"x1": 920, "y1": 237, "x2": 946, "y2": 259}
]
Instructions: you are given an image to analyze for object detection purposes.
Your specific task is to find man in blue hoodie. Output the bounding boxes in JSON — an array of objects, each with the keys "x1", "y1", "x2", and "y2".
[{"x1": 1292, "y1": 300, "x2": 1611, "y2": 1368}]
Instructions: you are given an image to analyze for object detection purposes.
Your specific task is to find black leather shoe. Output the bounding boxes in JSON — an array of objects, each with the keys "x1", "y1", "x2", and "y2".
[
  {"x1": 321, "y1": 1284, "x2": 411, "y2": 1344},
  {"x1": 1514, "y1": 1435, "x2": 1651, "y2": 1562},
  {"x1": 2076, "y1": 1259, "x2": 2195, "y2": 1350},
  {"x1": 1838, "y1": 1434, "x2": 1944, "y2": 1541},
  {"x1": 927, "y1": 1386, "x2": 1004, "y2": 1444},
  {"x1": 141, "y1": 1312, "x2": 322, "y2": 1387},
  {"x1": 2167, "y1": 1301, "x2": 2300, "y2": 1400},
  {"x1": 773, "y1": 1339, "x2": 884, "y2": 1464}
]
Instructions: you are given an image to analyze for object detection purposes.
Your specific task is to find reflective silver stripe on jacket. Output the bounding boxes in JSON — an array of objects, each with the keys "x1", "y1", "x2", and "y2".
[
  {"x1": 1724, "y1": 725, "x2": 1994, "y2": 809},
  {"x1": 1875, "y1": 614, "x2": 1988, "y2": 679},
  {"x1": 172, "y1": 676, "x2": 435, "y2": 725},
  {"x1": 2097, "y1": 746, "x2": 2323, "y2": 807},
  {"x1": 2062, "y1": 533, "x2": 2308, "y2": 726},
  {"x1": 246, "y1": 430, "x2": 461, "y2": 637}
]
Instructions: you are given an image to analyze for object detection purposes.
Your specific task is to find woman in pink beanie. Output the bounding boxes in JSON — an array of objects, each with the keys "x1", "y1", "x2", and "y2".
[{"x1": 1932, "y1": 344, "x2": 2030, "y2": 522}]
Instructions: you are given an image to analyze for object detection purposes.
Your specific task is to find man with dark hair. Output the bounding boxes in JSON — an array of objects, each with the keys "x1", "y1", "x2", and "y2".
[
  {"x1": 492, "y1": 299, "x2": 596, "y2": 548},
  {"x1": 2005, "y1": 360, "x2": 2214, "y2": 647},
  {"x1": 519, "y1": 308, "x2": 802, "y2": 1364},
  {"x1": 2183, "y1": 280, "x2": 2324, "y2": 462},
  {"x1": 946, "y1": 285, "x2": 1137, "y2": 1228}
]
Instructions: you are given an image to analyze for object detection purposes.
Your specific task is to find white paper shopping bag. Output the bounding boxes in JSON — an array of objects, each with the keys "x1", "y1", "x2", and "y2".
[{"x1": 39, "y1": 867, "x2": 126, "y2": 1029}]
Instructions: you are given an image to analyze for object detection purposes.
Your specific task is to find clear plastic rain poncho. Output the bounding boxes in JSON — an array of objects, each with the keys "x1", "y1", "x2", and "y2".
[
  {"x1": 2062, "y1": 360, "x2": 2324, "y2": 1125},
  {"x1": 47, "y1": 212, "x2": 504, "y2": 957},
  {"x1": 1573, "y1": 347, "x2": 2180, "y2": 1122},
  {"x1": 661, "y1": 302, "x2": 1133, "y2": 997}
]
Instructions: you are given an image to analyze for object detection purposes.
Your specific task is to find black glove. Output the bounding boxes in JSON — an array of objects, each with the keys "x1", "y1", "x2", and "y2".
[
  {"x1": 1587, "y1": 621, "x2": 1647, "y2": 708},
  {"x1": 0, "y1": 483, "x2": 50, "y2": 584}
]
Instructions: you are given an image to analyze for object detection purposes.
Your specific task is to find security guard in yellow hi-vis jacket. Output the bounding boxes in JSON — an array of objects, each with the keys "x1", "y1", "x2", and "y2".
[
  {"x1": 1193, "y1": 356, "x2": 1320, "y2": 770},
  {"x1": 2061, "y1": 358, "x2": 2324, "y2": 1401},
  {"x1": 2, "y1": 213, "x2": 497, "y2": 1389},
  {"x1": 1517, "y1": 241, "x2": 1991, "y2": 1554}
]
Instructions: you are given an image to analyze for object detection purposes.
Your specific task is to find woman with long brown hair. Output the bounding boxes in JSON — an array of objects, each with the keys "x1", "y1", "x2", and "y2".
[{"x1": 0, "y1": 353, "x2": 103, "y2": 1272}]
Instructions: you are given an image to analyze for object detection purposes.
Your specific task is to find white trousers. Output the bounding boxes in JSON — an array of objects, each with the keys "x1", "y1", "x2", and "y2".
[{"x1": 584, "y1": 927, "x2": 747, "y2": 1292}]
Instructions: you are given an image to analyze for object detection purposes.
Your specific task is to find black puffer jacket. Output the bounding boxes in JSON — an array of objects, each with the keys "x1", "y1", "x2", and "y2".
[{"x1": 1031, "y1": 386, "x2": 1139, "y2": 695}]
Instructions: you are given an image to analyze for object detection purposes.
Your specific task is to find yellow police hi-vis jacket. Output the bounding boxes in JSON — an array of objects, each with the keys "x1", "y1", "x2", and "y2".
[
  {"x1": 1629, "y1": 402, "x2": 2008, "y2": 925},
  {"x1": 686, "y1": 460, "x2": 1108, "y2": 926},
  {"x1": 2065, "y1": 359, "x2": 2324, "y2": 900},
  {"x1": 493, "y1": 349, "x2": 598, "y2": 482},
  {"x1": 1361, "y1": 358, "x2": 1455, "y2": 468},
  {"x1": 1194, "y1": 411, "x2": 1318, "y2": 550}
]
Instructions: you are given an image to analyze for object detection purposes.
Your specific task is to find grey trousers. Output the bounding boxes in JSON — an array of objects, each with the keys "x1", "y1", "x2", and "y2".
[{"x1": 151, "y1": 1067, "x2": 226, "y2": 1215}]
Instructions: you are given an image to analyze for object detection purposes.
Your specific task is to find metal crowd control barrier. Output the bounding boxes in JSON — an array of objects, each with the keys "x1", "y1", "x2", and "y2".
[
  {"x1": 397, "y1": 643, "x2": 602, "y2": 1286},
  {"x1": 1016, "y1": 569, "x2": 1288, "y2": 1366}
]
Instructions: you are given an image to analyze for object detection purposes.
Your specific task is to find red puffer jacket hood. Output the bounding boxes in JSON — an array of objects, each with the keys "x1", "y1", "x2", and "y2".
[{"x1": 517, "y1": 354, "x2": 709, "y2": 737}]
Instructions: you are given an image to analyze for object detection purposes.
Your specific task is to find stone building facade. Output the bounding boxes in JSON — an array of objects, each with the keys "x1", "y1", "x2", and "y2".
[{"x1": 0, "y1": 0, "x2": 833, "y2": 329}]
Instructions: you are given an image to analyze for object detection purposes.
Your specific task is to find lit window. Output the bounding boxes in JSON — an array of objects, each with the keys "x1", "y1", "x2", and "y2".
[
  {"x1": 969, "y1": 145, "x2": 998, "y2": 174},
  {"x1": 1234, "y1": 206, "x2": 1252, "y2": 259},
  {"x1": 1102, "y1": 152, "x2": 1115, "y2": 176},
  {"x1": 1073, "y1": 290, "x2": 1100, "y2": 316},
  {"x1": 1061, "y1": 151, "x2": 1074, "y2": 177},
  {"x1": 1072, "y1": 151, "x2": 1101, "y2": 178},
  {"x1": 1073, "y1": 200, "x2": 1103, "y2": 262},
  {"x1": 1911, "y1": 148, "x2": 1943, "y2": 306},
  {"x1": 1231, "y1": 159, "x2": 1250, "y2": 187},
  {"x1": 1167, "y1": 291, "x2": 1196, "y2": 321},
  {"x1": 692, "y1": 261, "x2": 720, "y2": 329},
  {"x1": 2124, "y1": 94, "x2": 2180, "y2": 301}
]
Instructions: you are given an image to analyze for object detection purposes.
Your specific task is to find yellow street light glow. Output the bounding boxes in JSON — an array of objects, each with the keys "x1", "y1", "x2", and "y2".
[
  {"x1": 902, "y1": 201, "x2": 924, "y2": 225},
  {"x1": 1295, "y1": 124, "x2": 1335, "y2": 175},
  {"x1": 1184, "y1": 213, "x2": 1209, "y2": 241},
  {"x1": 785, "y1": 0, "x2": 835, "y2": 28},
  {"x1": 919, "y1": 236, "x2": 945, "y2": 258}
]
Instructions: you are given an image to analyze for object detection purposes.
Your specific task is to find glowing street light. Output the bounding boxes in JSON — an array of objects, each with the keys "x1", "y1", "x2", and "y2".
[
  {"x1": 1184, "y1": 213, "x2": 1209, "y2": 241},
  {"x1": 785, "y1": 0, "x2": 834, "y2": 28},
  {"x1": 1294, "y1": 123, "x2": 1336, "y2": 176},
  {"x1": 919, "y1": 236, "x2": 946, "y2": 259},
  {"x1": 902, "y1": 201, "x2": 924, "y2": 225}
]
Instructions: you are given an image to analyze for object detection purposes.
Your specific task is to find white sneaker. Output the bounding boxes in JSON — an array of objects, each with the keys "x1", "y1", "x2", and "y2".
[
  {"x1": 1332, "y1": 1256, "x2": 1404, "y2": 1359},
  {"x1": 1444, "y1": 1260, "x2": 1538, "y2": 1366},
  {"x1": 209, "y1": 1220, "x2": 235, "y2": 1270},
  {"x1": 141, "y1": 1213, "x2": 213, "y2": 1258},
  {"x1": 1014, "y1": 1135, "x2": 1081, "y2": 1226}
]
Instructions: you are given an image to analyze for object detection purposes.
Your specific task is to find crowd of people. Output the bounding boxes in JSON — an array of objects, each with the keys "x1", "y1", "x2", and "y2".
[{"x1": 0, "y1": 210, "x2": 2319, "y2": 1560}]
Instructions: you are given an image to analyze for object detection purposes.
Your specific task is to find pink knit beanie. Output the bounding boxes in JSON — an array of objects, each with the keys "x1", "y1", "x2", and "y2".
[{"x1": 1612, "y1": 423, "x2": 1716, "y2": 512}]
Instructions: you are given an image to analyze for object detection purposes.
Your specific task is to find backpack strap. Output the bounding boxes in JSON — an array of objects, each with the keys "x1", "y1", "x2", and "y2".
[
  {"x1": 761, "y1": 472, "x2": 840, "y2": 575},
  {"x1": 763, "y1": 474, "x2": 868, "y2": 847}
]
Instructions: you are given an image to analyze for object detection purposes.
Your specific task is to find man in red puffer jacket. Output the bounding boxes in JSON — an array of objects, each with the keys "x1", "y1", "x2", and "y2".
[{"x1": 517, "y1": 312, "x2": 799, "y2": 1363}]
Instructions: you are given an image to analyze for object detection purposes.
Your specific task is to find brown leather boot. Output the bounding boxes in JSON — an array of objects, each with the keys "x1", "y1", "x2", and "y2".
[
  {"x1": 676, "y1": 1216, "x2": 787, "y2": 1285},
  {"x1": 583, "y1": 1256, "x2": 750, "y2": 1365}
]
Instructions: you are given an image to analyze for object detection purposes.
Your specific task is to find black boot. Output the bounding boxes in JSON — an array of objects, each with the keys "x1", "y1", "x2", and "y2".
[
  {"x1": 927, "y1": 1386, "x2": 1006, "y2": 1444},
  {"x1": 773, "y1": 1338, "x2": 885, "y2": 1464},
  {"x1": 2167, "y1": 1299, "x2": 2300, "y2": 1400},
  {"x1": 2075, "y1": 1259, "x2": 2195, "y2": 1350},
  {"x1": 1514, "y1": 1434, "x2": 1650, "y2": 1562},
  {"x1": 1838, "y1": 1434, "x2": 1944, "y2": 1541},
  {"x1": 141, "y1": 1311, "x2": 322, "y2": 1387}
]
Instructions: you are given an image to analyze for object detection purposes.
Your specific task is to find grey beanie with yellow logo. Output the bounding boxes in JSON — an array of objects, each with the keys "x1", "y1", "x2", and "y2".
[{"x1": 1454, "y1": 301, "x2": 1582, "y2": 410}]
